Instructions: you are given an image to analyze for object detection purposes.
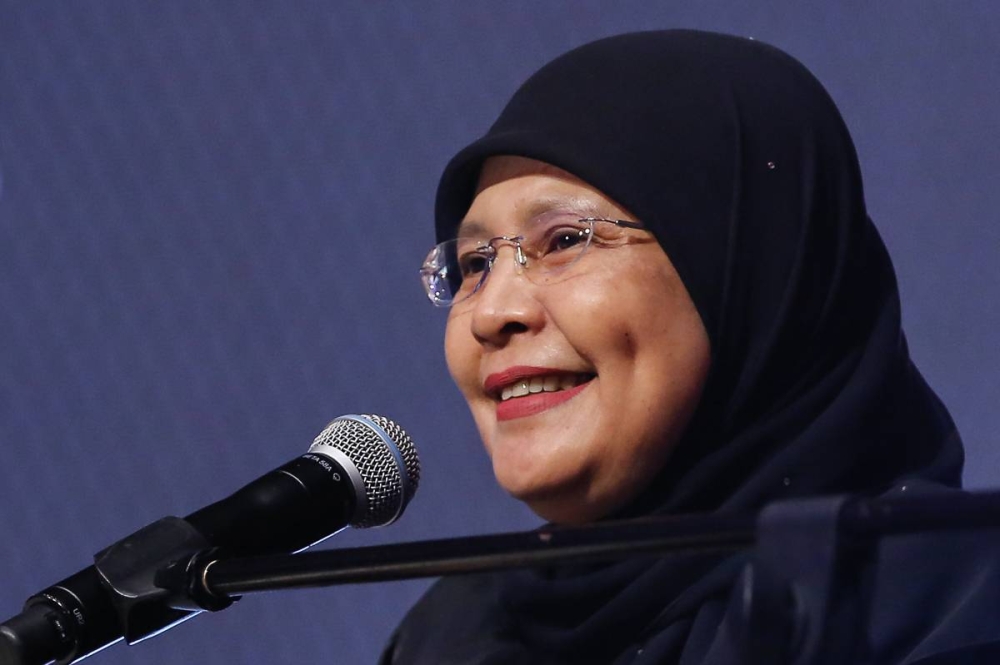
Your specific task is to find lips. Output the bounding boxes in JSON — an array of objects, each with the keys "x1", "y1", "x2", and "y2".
[
  {"x1": 499, "y1": 373, "x2": 590, "y2": 401},
  {"x1": 485, "y1": 366, "x2": 595, "y2": 421}
]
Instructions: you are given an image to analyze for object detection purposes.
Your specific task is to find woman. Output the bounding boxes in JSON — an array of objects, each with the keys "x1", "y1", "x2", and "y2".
[{"x1": 387, "y1": 30, "x2": 996, "y2": 664}]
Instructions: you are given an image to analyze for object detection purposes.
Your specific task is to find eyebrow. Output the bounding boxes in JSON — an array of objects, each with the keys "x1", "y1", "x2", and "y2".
[{"x1": 456, "y1": 195, "x2": 606, "y2": 239}]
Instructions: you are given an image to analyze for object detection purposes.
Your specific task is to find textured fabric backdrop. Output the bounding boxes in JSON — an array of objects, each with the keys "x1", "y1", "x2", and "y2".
[{"x1": 1, "y1": 3, "x2": 997, "y2": 663}]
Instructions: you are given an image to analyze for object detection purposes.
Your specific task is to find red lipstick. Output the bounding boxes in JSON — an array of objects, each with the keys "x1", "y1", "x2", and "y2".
[
  {"x1": 485, "y1": 366, "x2": 594, "y2": 422},
  {"x1": 496, "y1": 381, "x2": 591, "y2": 421}
]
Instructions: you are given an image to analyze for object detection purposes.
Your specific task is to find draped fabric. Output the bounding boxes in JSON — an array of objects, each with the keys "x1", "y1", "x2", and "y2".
[{"x1": 385, "y1": 30, "x2": 967, "y2": 664}]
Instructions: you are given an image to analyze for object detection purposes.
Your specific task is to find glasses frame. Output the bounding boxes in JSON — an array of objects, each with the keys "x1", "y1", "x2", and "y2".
[{"x1": 420, "y1": 217, "x2": 647, "y2": 307}]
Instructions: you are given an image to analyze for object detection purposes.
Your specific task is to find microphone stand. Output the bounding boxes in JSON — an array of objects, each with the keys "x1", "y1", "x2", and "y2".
[
  {"x1": 172, "y1": 510, "x2": 756, "y2": 595},
  {"x1": 171, "y1": 490, "x2": 1000, "y2": 595},
  {"x1": 6, "y1": 491, "x2": 1000, "y2": 664},
  {"x1": 166, "y1": 490, "x2": 1000, "y2": 665}
]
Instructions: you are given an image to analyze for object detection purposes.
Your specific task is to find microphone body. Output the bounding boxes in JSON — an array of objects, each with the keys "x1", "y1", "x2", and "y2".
[{"x1": 0, "y1": 415, "x2": 419, "y2": 665}]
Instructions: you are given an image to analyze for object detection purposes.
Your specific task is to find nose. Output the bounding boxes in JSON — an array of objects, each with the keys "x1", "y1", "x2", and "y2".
[{"x1": 468, "y1": 244, "x2": 543, "y2": 346}]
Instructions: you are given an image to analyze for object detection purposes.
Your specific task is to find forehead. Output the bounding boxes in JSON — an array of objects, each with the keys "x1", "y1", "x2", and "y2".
[{"x1": 457, "y1": 156, "x2": 622, "y2": 238}]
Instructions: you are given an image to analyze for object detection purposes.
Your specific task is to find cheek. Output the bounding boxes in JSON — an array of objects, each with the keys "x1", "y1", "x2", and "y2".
[
  {"x1": 443, "y1": 313, "x2": 501, "y2": 458},
  {"x1": 443, "y1": 312, "x2": 476, "y2": 393},
  {"x1": 553, "y1": 268, "x2": 655, "y2": 364},
  {"x1": 572, "y1": 257, "x2": 710, "y2": 426},
  {"x1": 444, "y1": 310, "x2": 500, "y2": 448}
]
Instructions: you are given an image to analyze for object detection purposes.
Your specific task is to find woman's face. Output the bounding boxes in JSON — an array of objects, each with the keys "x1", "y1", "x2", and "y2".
[{"x1": 444, "y1": 156, "x2": 710, "y2": 523}]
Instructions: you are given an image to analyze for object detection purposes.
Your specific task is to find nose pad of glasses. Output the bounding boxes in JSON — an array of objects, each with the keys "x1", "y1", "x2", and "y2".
[
  {"x1": 470, "y1": 236, "x2": 531, "y2": 301},
  {"x1": 489, "y1": 236, "x2": 528, "y2": 274},
  {"x1": 514, "y1": 244, "x2": 528, "y2": 268}
]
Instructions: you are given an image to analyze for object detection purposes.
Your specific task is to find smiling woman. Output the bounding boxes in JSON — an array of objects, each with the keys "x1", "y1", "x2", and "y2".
[
  {"x1": 388, "y1": 29, "x2": 996, "y2": 665},
  {"x1": 443, "y1": 157, "x2": 710, "y2": 525}
]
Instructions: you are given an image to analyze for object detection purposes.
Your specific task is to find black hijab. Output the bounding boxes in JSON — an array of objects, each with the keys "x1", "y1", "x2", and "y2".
[{"x1": 399, "y1": 30, "x2": 963, "y2": 664}]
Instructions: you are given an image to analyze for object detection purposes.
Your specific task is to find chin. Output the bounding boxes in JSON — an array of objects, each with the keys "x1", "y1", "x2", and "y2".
[
  {"x1": 499, "y1": 471, "x2": 617, "y2": 525},
  {"x1": 522, "y1": 494, "x2": 613, "y2": 525}
]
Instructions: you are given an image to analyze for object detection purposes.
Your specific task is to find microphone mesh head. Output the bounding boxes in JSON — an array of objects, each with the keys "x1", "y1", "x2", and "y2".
[{"x1": 310, "y1": 415, "x2": 420, "y2": 528}]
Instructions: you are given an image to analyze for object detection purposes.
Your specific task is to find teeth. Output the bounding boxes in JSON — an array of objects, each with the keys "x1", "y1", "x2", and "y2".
[{"x1": 498, "y1": 374, "x2": 589, "y2": 401}]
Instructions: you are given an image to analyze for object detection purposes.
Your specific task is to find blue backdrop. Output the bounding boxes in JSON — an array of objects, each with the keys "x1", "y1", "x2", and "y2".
[{"x1": 1, "y1": 3, "x2": 997, "y2": 663}]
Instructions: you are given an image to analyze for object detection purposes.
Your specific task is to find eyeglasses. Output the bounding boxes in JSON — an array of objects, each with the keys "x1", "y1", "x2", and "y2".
[{"x1": 420, "y1": 215, "x2": 647, "y2": 307}]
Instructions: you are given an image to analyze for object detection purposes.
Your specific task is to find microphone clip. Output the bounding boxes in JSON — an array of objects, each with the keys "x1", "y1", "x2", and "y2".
[{"x1": 91, "y1": 516, "x2": 219, "y2": 645}]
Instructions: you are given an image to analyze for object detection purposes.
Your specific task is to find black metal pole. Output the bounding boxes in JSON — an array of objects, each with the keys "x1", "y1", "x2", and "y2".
[
  {"x1": 201, "y1": 512, "x2": 755, "y2": 596},
  {"x1": 192, "y1": 490, "x2": 1000, "y2": 600}
]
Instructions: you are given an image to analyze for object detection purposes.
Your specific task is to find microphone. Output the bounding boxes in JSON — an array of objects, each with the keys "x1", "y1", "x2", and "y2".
[{"x1": 0, "y1": 414, "x2": 420, "y2": 665}]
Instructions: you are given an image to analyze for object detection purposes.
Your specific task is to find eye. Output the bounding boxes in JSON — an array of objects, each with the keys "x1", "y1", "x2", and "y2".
[
  {"x1": 457, "y1": 250, "x2": 491, "y2": 277},
  {"x1": 544, "y1": 225, "x2": 591, "y2": 254}
]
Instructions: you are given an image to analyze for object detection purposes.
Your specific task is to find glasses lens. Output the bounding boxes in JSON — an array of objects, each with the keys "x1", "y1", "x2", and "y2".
[
  {"x1": 421, "y1": 241, "x2": 461, "y2": 306},
  {"x1": 421, "y1": 217, "x2": 620, "y2": 306}
]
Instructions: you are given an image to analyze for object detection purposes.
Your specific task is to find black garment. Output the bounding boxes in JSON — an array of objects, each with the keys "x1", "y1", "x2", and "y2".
[
  {"x1": 383, "y1": 512, "x2": 1000, "y2": 664},
  {"x1": 386, "y1": 30, "x2": 986, "y2": 664}
]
